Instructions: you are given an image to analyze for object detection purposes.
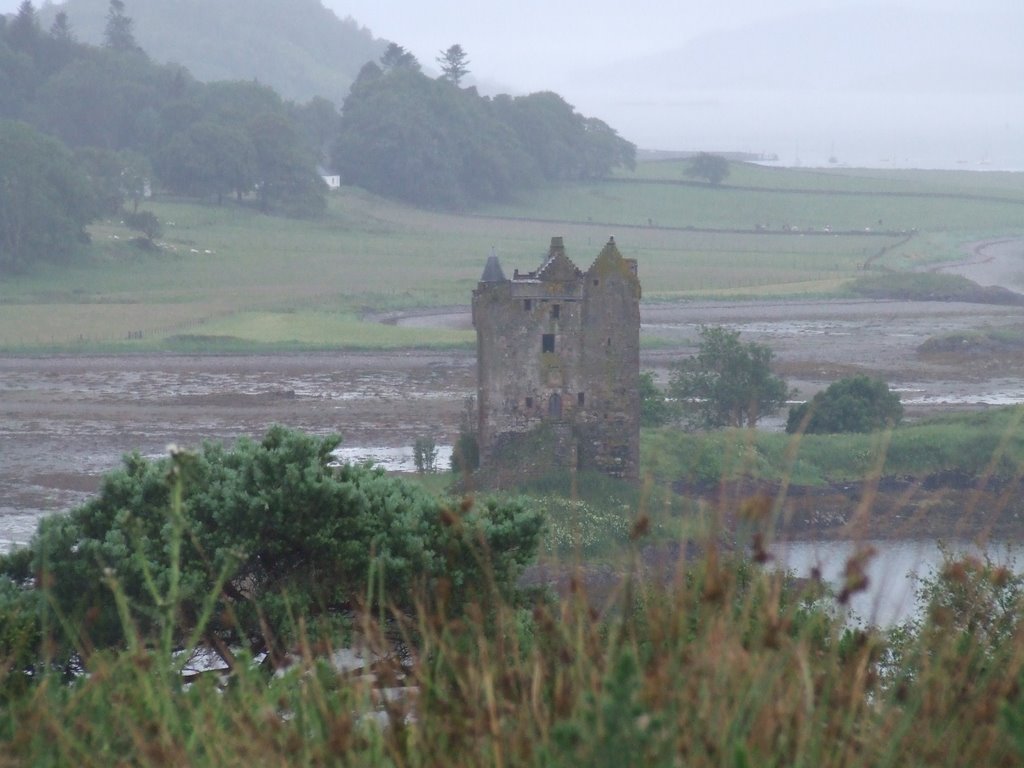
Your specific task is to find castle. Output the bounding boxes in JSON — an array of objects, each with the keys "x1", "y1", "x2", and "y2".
[{"x1": 472, "y1": 236, "x2": 641, "y2": 480}]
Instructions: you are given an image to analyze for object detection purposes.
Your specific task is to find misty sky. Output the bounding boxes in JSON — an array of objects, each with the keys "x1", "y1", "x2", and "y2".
[{"x1": 3, "y1": 0, "x2": 1022, "y2": 167}]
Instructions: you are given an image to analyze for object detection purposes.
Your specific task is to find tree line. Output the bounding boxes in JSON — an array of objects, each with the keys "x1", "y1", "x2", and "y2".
[
  {"x1": 0, "y1": 2, "x2": 636, "y2": 271},
  {"x1": 0, "y1": 1, "x2": 331, "y2": 269},
  {"x1": 333, "y1": 44, "x2": 636, "y2": 208}
]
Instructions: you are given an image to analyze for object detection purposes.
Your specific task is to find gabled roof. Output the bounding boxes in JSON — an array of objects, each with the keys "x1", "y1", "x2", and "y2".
[
  {"x1": 516, "y1": 236, "x2": 582, "y2": 282},
  {"x1": 585, "y1": 236, "x2": 636, "y2": 281}
]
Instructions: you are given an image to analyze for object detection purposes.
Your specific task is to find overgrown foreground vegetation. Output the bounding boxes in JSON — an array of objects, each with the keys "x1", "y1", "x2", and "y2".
[{"x1": 4, "y1": 428, "x2": 1024, "y2": 764}]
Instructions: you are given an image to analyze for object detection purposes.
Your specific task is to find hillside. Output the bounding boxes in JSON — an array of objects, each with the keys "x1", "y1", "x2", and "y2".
[{"x1": 37, "y1": 0, "x2": 387, "y2": 105}]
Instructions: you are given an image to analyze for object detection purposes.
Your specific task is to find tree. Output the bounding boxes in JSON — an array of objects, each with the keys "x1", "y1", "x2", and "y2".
[
  {"x1": 786, "y1": 376, "x2": 903, "y2": 434},
  {"x1": 102, "y1": 0, "x2": 139, "y2": 53},
  {"x1": 75, "y1": 147, "x2": 150, "y2": 214},
  {"x1": 437, "y1": 44, "x2": 470, "y2": 86},
  {"x1": 0, "y1": 120, "x2": 94, "y2": 272},
  {"x1": 413, "y1": 435, "x2": 438, "y2": 473},
  {"x1": 0, "y1": 426, "x2": 544, "y2": 665},
  {"x1": 7, "y1": 1, "x2": 39, "y2": 53},
  {"x1": 49, "y1": 11, "x2": 73, "y2": 42},
  {"x1": 380, "y1": 42, "x2": 420, "y2": 72},
  {"x1": 157, "y1": 120, "x2": 255, "y2": 203},
  {"x1": 640, "y1": 371, "x2": 673, "y2": 427},
  {"x1": 686, "y1": 152, "x2": 729, "y2": 185},
  {"x1": 669, "y1": 326, "x2": 790, "y2": 429},
  {"x1": 122, "y1": 209, "x2": 160, "y2": 245},
  {"x1": 290, "y1": 95, "x2": 340, "y2": 166},
  {"x1": 333, "y1": 72, "x2": 634, "y2": 208}
]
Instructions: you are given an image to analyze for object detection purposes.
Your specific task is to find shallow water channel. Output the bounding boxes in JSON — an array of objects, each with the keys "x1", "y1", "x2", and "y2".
[{"x1": 769, "y1": 538, "x2": 1023, "y2": 626}]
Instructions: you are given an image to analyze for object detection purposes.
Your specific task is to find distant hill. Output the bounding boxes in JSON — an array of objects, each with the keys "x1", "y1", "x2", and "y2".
[{"x1": 37, "y1": 0, "x2": 388, "y2": 105}]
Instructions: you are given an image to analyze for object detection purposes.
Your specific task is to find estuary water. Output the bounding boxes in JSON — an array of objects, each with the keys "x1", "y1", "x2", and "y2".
[{"x1": 770, "y1": 538, "x2": 1023, "y2": 626}]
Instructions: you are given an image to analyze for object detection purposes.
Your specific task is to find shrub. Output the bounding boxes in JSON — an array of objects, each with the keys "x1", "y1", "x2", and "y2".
[
  {"x1": 640, "y1": 371, "x2": 673, "y2": 427},
  {"x1": 122, "y1": 209, "x2": 162, "y2": 242},
  {"x1": 0, "y1": 427, "x2": 543, "y2": 662},
  {"x1": 787, "y1": 376, "x2": 903, "y2": 434}
]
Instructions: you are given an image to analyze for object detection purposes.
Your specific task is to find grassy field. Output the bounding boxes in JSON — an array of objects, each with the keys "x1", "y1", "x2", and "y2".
[
  {"x1": 1, "y1": 162, "x2": 1022, "y2": 351},
  {"x1": 642, "y1": 406, "x2": 1024, "y2": 488}
]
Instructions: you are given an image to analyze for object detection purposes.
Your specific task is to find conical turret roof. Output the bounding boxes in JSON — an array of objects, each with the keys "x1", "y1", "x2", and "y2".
[{"x1": 480, "y1": 252, "x2": 506, "y2": 283}]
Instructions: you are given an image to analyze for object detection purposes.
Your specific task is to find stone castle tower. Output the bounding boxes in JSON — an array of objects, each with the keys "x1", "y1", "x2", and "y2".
[{"x1": 472, "y1": 236, "x2": 641, "y2": 480}]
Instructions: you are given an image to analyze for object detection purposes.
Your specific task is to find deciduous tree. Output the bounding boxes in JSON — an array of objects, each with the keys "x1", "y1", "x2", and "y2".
[
  {"x1": 0, "y1": 120, "x2": 94, "y2": 272},
  {"x1": 686, "y1": 152, "x2": 729, "y2": 185},
  {"x1": 670, "y1": 325, "x2": 790, "y2": 429}
]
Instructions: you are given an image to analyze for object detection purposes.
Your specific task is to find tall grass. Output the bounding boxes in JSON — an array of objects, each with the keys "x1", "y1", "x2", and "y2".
[{"x1": 5, "y1": 484, "x2": 1024, "y2": 765}]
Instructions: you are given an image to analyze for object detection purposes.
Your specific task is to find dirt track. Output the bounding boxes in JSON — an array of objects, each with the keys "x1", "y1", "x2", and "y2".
[{"x1": 2, "y1": 241, "x2": 1023, "y2": 550}]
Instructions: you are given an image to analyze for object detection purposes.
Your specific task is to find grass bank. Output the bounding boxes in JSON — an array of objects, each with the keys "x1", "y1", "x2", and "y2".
[{"x1": 642, "y1": 406, "x2": 1024, "y2": 487}]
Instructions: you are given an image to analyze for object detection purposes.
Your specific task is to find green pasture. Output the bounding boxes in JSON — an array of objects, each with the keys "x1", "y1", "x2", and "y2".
[
  {"x1": 625, "y1": 157, "x2": 1024, "y2": 199},
  {"x1": 1, "y1": 163, "x2": 1022, "y2": 351},
  {"x1": 641, "y1": 406, "x2": 1024, "y2": 488},
  {"x1": 486, "y1": 175, "x2": 1024, "y2": 236}
]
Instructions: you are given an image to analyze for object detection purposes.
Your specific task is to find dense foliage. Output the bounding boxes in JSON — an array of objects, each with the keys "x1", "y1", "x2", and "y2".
[
  {"x1": 0, "y1": 2, "x2": 327, "y2": 231},
  {"x1": 686, "y1": 152, "x2": 730, "y2": 185},
  {"x1": 0, "y1": 119, "x2": 94, "y2": 271},
  {"x1": 640, "y1": 371, "x2": 674, "y2": 427},
  {"x1": 0, "y1": 426, "x2": 543, "y2": 665},
  {"x1": 670, "y1": 325, "x2": 791, "y2": 429},
  {"x1": 787, "y1": 375, "x2": 903, "y2": 434},
  {"x1": 333, "y1": 55, "x2": 636, "y2": 208}
]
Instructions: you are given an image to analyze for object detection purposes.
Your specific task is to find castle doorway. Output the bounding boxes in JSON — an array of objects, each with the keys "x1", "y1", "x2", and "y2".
[{"x1": 548, "y1": 393, "x2": 562, "y2": 418}]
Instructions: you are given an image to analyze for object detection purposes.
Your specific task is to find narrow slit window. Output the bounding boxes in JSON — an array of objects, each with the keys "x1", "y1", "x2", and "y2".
[
  {"x1": 542, "y1": 333, "x2": 555, "y2": 353},
  {"x1": 525, "y1": 396, "x2": 533, "y2": 409},
  {"x1": 577, "y1": 392, "x2": 585, "y2": 406},
  {"x1": 524, "y1": 299, "x2": 532, "y2": 311},
  {"x1": 551, "y1": 304, "x2": 560, "y2": 319}
]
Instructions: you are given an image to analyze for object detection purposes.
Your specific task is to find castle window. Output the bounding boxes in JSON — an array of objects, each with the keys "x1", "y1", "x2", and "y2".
[
  {"x1": 542, "y1": 333, "x2": 555, "y2": 353},
  {"x1": 593, "y1": 279, "x2": 599, "y2": 286},
  {"x1": 578, "y1": 392, "x2": 585, "y2": 406},
  {"x1": 551, "y1": 304, "x2": 560, "y2": 320},
  {"x1": 524, "y1": 299, "x2": 532, "y2": 311},
  {"x1": 525, "y1": 396, "x2": 533, "y2": 409}
]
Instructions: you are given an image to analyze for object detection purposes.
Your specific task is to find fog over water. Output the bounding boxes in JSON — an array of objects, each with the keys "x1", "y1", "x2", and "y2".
[
  {"x1": 3, "y1": 0, "x2": 1018, "y2": 166},
  {"x1": 327, "y1": 0, "x2": 1023, "y2": 169}
]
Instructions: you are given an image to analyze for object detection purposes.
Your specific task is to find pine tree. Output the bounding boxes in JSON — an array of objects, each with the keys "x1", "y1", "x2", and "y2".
[
  {"x1": 436, "y1": 44, "x2": 470, "y2": 86},
  {"x1": 103, "y1": 0, "x2": 138, "y2": 52},
  {"x1": 8, "y1": 1, "x2": 40, "y2": 52}
]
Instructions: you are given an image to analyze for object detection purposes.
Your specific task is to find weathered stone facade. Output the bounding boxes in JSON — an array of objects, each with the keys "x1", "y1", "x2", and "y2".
[{"x1": 472, "y1": 236, "x2": 641, "y2": 480}]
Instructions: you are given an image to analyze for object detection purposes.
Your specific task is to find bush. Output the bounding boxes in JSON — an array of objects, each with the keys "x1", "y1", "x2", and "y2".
[
  {"x1": 122, "y1": 209, "x2": 161, "y2": 241},
  {"x1": 787, "y1": 376, "x2": 903, "y2": 434},
  {"x1": 640, "y1": 371, "x2": 673, "y2": 427},
  {"x1": 0, "y1": 427, "x2": 543, "y2": 662}
]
